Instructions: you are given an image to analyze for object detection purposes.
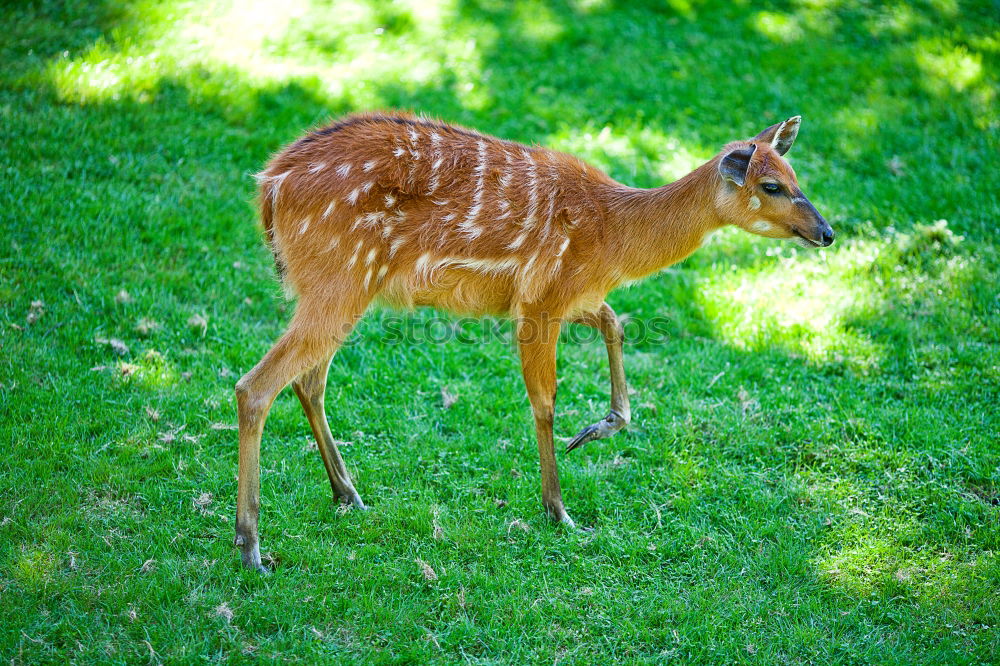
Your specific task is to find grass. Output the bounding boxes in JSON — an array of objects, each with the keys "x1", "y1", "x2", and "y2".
[{"x1": 2, "y1": 0, "x2": 999, "y2": 662}]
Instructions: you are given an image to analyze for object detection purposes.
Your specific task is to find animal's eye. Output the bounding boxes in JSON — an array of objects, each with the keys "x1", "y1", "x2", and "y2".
[{"x1": 761, "y1": 182, "x2": 782, "y2": 195}]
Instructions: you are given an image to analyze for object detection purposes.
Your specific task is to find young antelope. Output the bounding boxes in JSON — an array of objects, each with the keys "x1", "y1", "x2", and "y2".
[{"x1": 235, "y1": 111, "x2": 834, "y2": 572}]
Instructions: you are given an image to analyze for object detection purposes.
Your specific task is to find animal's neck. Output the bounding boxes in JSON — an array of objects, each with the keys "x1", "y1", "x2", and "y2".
[{"x1": 602, "y1": 160, "x2": 725, "y2": 281}]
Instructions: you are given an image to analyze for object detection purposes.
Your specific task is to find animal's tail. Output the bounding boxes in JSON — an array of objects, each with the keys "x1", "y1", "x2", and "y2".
[{"x1": 256, "y1": 173, "x2": 287, "y2": 282}]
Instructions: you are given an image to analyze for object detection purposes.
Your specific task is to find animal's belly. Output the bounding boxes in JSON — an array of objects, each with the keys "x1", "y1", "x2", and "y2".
[{"x1": 380, "y1": 268, "x2": 517, "y2": 316}]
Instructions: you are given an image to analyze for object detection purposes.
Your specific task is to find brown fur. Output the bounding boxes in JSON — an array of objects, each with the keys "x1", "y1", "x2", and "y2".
[{"x1": 234, "y1": 111, "x2": 833, "y2": 571}]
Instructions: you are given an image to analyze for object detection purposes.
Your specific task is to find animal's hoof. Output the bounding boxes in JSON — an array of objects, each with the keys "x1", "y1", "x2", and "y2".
[
  {"x1": 336, "y1": 493, "x2": 367, "y2": 511},
  {"x1": 545, "y1": 505, "x2": 576, "y2": 529},
  {"x1": 237, "y1": 539, "x2": 270, "y2": 574},
  {"x1": 566, "y1": 410, "x2": 627, "y2": 452},
  {"x1": 567, "y1": 423, "x2": 600, "y2": 452}
]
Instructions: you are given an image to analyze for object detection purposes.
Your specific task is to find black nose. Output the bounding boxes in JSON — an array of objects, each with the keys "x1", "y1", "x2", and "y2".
[{"x1": 821, "y1": 228, "x2": 835, "y2": 246}]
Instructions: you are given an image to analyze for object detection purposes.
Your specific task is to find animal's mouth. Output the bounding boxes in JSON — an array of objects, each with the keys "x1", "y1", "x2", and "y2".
[{"x1": 791, "y1": 228, "x2": 822, "y2": 247}]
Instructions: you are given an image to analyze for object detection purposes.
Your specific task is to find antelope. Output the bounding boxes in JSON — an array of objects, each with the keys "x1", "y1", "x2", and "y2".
[{"x1": 235, "y1": 111, "x2": 833, "y2": 572}]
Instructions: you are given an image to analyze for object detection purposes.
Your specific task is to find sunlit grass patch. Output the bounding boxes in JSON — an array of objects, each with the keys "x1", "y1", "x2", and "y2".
[
  {"x1": 549, "y1": 124, "x2": 706, "y2": 185},
  {"x1": 816, "y1": 524, "x2": 999, "y2": 610},
  {"x1": 916, "y1": 39, "x2": 985, "y2": 94},
  {"x1": 694, "y1": 220, "x2": 987, "y2": 373},
  {"x1": 13, "y1": 550, "x2": 57, "y2": 590},
  {"x1": 751, "y1": 11, "x2": 804, "y2": 44},
  {"x1": 696, "y1": 234, "x2": 887, "y2": 370},
  {"x1": 119, "y1": 349, "x2": 179, "y2": 389},
  {"x1": 43, "y1": 0, "x2": 491, "y2": 112}
]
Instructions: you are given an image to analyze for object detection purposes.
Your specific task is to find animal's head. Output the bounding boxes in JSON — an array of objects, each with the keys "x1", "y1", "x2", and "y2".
[{"x1": 715, "y1": 116, "x2": 834, "y2": 248}]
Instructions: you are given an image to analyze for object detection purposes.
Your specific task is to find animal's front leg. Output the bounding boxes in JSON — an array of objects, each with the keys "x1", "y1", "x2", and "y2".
[
  {"x1": 567, "y1": 302, "x2": 631, "y2": 452},
  {"x1": 517, "y1": 312, "x2": 575, "y2": 527}
]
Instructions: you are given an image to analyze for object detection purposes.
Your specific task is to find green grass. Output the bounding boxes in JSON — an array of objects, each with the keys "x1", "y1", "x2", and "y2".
[{"x1": 2, "y1": 0, "x2": 999, "y2": 662}]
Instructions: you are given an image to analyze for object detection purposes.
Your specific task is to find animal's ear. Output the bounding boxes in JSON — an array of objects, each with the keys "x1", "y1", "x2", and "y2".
[
  {"x1": 753, "y1": 115, "x2": 800, "y2": 156},
  {"x1": 718, "y1": 144, "x2": 757, "y2": 186}
]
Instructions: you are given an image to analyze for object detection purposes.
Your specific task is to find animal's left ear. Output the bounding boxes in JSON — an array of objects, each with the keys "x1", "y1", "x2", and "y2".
[
  {"x1": 753, "y1": 115, "x2": 801, "y2": 156},
  {"x1": 718, "y1": 144, "x2": 757, "y2": 186}
]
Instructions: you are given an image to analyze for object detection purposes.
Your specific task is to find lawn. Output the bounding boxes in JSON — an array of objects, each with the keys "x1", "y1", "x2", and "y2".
[{"x1": 2, "y1": 0, "x2": 999, "y2": 662}]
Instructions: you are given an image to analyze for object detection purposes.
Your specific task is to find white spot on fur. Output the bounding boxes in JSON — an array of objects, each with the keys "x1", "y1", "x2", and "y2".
[
  {"x1": 384, "y1": 193, "x2": 396, "y2": 208},
  {"x1": 346, "y1": 188, "x2": 360, "y2": 205},
  {"x1": 408, "y1": 128, "x2": 419, "y2": 143},
  {"x1": 325, "y1": 234, "x2": 340, "y2": 252},
  {"x1": 361, "y1": 180, "x2": 374, "y2": 194},
  {"x1": 442, "y1": 212, "x2": 456, "y2": 222},
  {"x1": 365, "y1": 248, "x2": 377, "y2": 266},
  {"x1": 458, "y1": 140, "x2": 489, "y2": 239},
  {"x1": 298, "y1": 216, "x2": 311, "y2": 235},
  {"x1": 507, "y1": 231, "x2": 528, "y2": 250},
  {"x1": 523, "y1": 152, "x2": 538, "y2": 229},
  {"x1": 748, "y1": 195, "x2": 761, "y2": 211},
  {"x1": 389, "y1": 237, "x2": 406, "y2": 257},
  {"x1": 750, "y1": 220, "x2": 774, "y2": 233},
  {"x1": 414, "y1": 252, "x2": 432, "y2": 279},
  {"x1": 376, "y1": 264, "x2": 389, "y2": 283},
  {"x1": 381, "y1": 224, "x2": 393, "y2": 239},
  {"x1": 307, "y1": 162, "x2": 326, "y2": 174},
  {"x1": 322, "y1": 200, "x2": 337, "y2": 219},
  {"x1": 555, "y1": 237, "x2": 570, "y2": 256},
  {"x1": 363, "y1": 160, "x2": 377, "y2": 172},
  {"x1": 521, "y1": 251, "x2": 539, "y2": 279},
  {"x1": 458, "y1": 224, "x2": 483, "y2": 239},
  {"x1": 393, "y1": 147, "x2": 405, "y2": 157},
  {"x1": 429, "y1": 137, "x2": 444, "y2": 194},
  {"x1": 347, "y1": 240, "x2": 363, "y2": 268},
  {"x1": 462, "y1": 202, "x2": 483, "y2": 224},
  {"x1": 541, "y1": 166, "x2": 558, "y2": 236},
  {"x1": 363, "y1": 267, "x2": 373, "y2": 289},
  {"x1": 266, "y1": 170, "x2": 292, "y2": 213},
  {"x1": 362, "y1": 211, "x2": 385, "y2": 227},
  {"x1": 336, "y1": 163, "x2": 351, "y2": 178},
  {"x1": 432, "y1": 199, "x2": 449, "y2": 206},
  {"x1": 442, "y1": 256, "x2": 520, "y2": 274},
  {"x1": 414, "y1": 255, "x2": 521, "y2": 287}
]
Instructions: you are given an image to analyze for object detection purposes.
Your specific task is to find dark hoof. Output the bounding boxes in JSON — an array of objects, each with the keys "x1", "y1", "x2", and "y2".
[
  {"x1": 566, "y1": 410, "x2": 628, "y2": 452},
  {"x1": 338, "y1": 493, "x2": 368, "y2": 510},
  {"x1": 545, "y1": 507, "x2": 576, "y2": 529},
  {"x1": 567, "y1": 423, "x2": 600, "y2": 452},
  {"x1": 236, "y1": 538, "x2": 270, "y2": 574}
]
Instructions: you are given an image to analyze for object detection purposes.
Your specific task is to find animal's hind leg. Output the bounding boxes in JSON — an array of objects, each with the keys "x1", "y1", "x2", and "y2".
[
  {"x1": 292, "y1": 355, "x2": 366, "y2": 509},
  {"x1": 234, "y1": 298, "x2": 366, "y2": 573}
]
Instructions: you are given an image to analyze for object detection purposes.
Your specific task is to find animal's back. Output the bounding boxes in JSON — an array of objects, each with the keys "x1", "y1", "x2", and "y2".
[{"x1": 256, "y1": 112, "x2": 615, "y2": 315}]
